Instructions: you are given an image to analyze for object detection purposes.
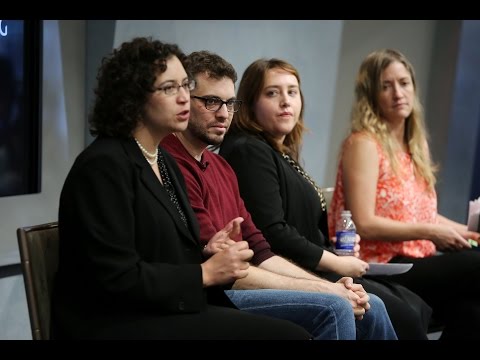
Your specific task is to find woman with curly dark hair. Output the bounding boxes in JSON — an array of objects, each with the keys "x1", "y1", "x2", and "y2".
[{"x1": 52, "y1": 37, "x2": 309, "y2": 340}]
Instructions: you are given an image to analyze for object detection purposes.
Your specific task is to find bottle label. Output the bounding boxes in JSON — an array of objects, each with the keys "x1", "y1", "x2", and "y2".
[{"x1": 335, "y1": 230, "x2": 356, "y2": 251}]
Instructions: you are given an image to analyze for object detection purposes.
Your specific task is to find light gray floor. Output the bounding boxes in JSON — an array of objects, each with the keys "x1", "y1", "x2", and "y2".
[
  {"x1": 427, "y1": 331, "x2": 442, "y2": 340},
  {"x1": 0, "y1": 275, "x2": 32, "y2": 340}
]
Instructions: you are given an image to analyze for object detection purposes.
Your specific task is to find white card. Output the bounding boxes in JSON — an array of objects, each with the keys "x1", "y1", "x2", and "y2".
[{"x1": 467, "y1": 197, "x2": 480, "y2": 232}]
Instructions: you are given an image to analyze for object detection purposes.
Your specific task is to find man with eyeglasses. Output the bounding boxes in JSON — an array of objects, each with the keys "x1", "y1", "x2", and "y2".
[{"x1": 160, "y1": 51, "x2": 396, "y2": 340}]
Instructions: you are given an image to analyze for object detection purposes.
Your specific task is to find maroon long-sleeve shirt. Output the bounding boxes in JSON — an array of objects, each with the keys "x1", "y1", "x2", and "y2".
[{"x1": 161, "y1": 134, "x2": 274, "y2": 266}]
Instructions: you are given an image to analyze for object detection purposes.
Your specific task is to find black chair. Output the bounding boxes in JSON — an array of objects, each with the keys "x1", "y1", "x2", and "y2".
[{"x1": 17, "y1": 222, "x2": 59, "y2": 340}]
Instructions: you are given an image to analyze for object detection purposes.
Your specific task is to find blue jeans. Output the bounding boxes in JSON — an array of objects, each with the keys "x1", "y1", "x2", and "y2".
[{"x1": 225, "y1": 289, "x2": 397, "y2": 340}]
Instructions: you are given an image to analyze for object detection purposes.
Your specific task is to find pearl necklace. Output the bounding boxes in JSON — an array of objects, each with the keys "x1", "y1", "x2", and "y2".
[{"x1": 134, "y1": 137, "x2": 158, "y2": 165}]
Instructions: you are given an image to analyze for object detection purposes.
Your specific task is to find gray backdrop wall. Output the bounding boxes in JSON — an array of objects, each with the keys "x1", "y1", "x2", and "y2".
[
  {"x1": 95, "y1": 20, "x2": 480, "y2": 223},
  {"x1": 114, "y1": 20, "x2": 344, "y2": 185},
  {"x1": 1, "y1": 20, "x2": 478, "y2": 265}
]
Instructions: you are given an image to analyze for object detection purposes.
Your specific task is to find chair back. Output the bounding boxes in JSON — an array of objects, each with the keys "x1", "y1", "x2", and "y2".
[
  {"x1": 321, "y1": 187, "x2": 335, "y2": 211},
  {"x1": 17, "y1": 222, "x2": 59, "y2": 340}
]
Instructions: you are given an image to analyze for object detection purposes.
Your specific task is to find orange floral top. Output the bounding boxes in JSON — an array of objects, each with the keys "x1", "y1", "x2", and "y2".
[{"x1": 328, "y1": 132, "x2": 437, "y2": 263}]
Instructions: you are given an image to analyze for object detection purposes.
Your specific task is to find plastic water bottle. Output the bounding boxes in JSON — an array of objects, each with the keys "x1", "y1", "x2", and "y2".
[{"x1": 335, "y1": 210, "x2": 356, "y2": 256}]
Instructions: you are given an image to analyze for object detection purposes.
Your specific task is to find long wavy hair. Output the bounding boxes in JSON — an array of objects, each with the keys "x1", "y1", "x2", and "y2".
[
  {"x1": 230, "y1": 58, "x2": 306, "y2": 162},
  {"x1": 89, "y1": 37, "x2": 187, "y2": 138},
  {"x1": 350, "y1": 48, "x2": 437, "y2": 189}
]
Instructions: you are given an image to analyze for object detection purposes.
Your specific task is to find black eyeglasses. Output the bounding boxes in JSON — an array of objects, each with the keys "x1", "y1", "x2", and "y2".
[
  {"x1": 191, "y1": 95, "x2": 242, "y2": 113},
  {"x1": 154, "y1": 79, "x2": 196, "y2": 96}
]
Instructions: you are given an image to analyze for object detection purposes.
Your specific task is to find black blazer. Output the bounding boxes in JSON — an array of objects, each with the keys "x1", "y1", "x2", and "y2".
[
  {"x1": 52, "y1": 136, "x2": 232, "y2": 338},
  {"x1": 220, "y1": 130, "x2": 330, "y2": 271}
]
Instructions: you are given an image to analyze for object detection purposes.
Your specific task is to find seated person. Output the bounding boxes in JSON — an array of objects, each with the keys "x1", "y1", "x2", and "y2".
[
  {"x1": 161, "y1": 50, "x2": 397, "y2": 340},
  {"x1": 329, "y1": 48, "x2": 480, "y2": 340}
]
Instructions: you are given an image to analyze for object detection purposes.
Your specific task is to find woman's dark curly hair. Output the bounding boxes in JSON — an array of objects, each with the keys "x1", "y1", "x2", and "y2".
[{"x1": 89, "y1": 37, "x2": 187, "y2": 138}]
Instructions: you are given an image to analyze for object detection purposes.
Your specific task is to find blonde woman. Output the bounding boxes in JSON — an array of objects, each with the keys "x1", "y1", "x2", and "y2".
[{"x1": 329, "y1": 48, "x2": 480, "y2": 340}]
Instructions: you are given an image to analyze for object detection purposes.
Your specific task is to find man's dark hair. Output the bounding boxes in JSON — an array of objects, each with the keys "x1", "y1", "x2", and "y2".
[
  {"x1": 89, "y1": 37, "x2": 187, "y2": 138},
  {"x1": 185, "y1": 50, "x2": 237, "y2": 83}
]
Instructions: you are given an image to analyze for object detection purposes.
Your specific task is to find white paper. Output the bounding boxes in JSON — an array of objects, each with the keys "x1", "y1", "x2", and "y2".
[
  {"x1": 365, "y1": 263, "x2": 413, "y2": 276},
  {"x1": 467, "y1": 197, "x2": 480, "y2": 232}
]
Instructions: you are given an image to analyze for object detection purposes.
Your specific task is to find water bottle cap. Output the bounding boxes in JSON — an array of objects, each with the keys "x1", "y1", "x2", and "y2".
[{"x1": 341, "y1": 210, "x2": 352, "y2": 216}]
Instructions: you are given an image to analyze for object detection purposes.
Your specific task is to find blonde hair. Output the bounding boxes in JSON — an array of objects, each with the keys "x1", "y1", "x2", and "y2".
[
  {"x1": 230, "y1": 58, "x2": 306, "y2": 162},
  {"x1": 350, "y1": 48, "x2": 437, "y2": 189}
]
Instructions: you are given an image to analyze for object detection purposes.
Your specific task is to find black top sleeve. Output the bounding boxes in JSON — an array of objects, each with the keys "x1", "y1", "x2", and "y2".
[
  {"x1": 220, "y1": 135, "x2": 325, "y2": 271},
  {"x1": 59, "y1": 146, "x2": 205, "y2": 313}
]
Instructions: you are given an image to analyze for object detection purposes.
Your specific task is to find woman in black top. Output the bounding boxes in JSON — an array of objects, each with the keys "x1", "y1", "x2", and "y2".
[
  {"x1": 220, "y1": 58, "x2": 432, "y2": 340},
  {"x1": 52, "y1": 39, "x2": 309, "y2": 340}
]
